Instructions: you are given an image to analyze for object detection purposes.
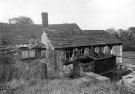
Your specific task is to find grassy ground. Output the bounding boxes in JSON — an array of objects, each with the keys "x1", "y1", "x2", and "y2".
[
  {"x1": 2, "y1": 78, "x2": 120, "y2": 94},
  {"x1": 1, "y1": 76, "x2": 134, "y2": 94},
  {"x1": 123, "y1": 51, "x2": 135, "y2": 65},
  {"x1": 1, "y1": 51, "x2": 135, "y2": 94}
]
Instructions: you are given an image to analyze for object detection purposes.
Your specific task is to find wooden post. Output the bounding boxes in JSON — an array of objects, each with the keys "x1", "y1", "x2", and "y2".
[
  {"x1": 73, "y1": 48, "x2": 80, "y2": 78},
  {"x1": 42, "y1": 63, "x2": 47, "y2": 79}
]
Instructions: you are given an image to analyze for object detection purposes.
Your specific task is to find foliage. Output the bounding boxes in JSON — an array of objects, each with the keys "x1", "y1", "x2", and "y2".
[
  {"x1": 0, "y1": 40, "x2": 16, "y2": 83},
  {"x1": 0, "y1": 63, "x2": 15, "y2": 83},
  {"x1": 106, "y1": 27, "x2": 135, "y2": 51},
  {"x1": 9, "y1": 16, "x2": 34, "y2": 24},
  {"x1": 13, "y1": 60, "x2": 44, "y2": 80}
]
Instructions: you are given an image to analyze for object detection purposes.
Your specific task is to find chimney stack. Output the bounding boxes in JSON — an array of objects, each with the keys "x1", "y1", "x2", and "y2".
[{"x1": 41, "y1": 12, "x2": 48, "y2": 28}]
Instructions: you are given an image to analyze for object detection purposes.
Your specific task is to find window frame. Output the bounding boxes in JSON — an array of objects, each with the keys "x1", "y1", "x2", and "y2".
[
  {"x1": 64, "y1": 49, "x2": 73, "y2": 60},
  {"x1": 95, "y1": 46, "x2": 99, "y2": 53},
  {"x1": 29, "y1": 49, "x2": 35, "y2": 58},
  {"x1": 41, "y1": 49, "x2": 46, "y2": 58},
  {"x1": 78, "y1": 48, "x2": 84, "y2": 56},
  {"x1": 21, "y1": 50, "x2": 29, "y2": 59},
  {"x1": 20, "y1": 48, "x2": 46, "y2": 60}
]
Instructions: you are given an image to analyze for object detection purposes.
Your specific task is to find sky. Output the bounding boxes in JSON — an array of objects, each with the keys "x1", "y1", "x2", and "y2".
[{"x1": 0, "y1": 0, "x2": 135, "y2": 30}]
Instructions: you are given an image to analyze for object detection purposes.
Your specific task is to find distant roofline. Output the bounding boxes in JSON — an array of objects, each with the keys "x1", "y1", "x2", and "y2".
[
  {"x1": 83, "y1": 30, "x2": 106, "y2": 32},
  {"x1": 83, "y1": 29, "x2": 105, "y2": 31},
  {"x1": 0, "y1": 22, "x2": 78, "y2": 26}
]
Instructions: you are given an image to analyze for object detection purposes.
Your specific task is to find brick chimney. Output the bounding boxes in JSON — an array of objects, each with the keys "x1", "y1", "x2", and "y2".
[{"x1": 41, "y1": 12, "x2": 48, "y2": 28}]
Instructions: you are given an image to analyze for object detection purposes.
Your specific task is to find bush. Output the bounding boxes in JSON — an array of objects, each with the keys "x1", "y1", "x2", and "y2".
[
  {"x1": 0, "y1": 63, "x2": 16, "y2": 83},
  {"x1": 0, "y1": 57, "x2": 46, "y2": 83},
  {"x1": 13, "y1": 60, "x2": 45, "y2": 80}
]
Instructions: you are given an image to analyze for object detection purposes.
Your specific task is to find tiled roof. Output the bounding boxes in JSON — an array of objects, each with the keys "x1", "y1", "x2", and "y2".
[
  {"x1": 46, "y1": 23, "x2": 82, "y2": 33},
  {"x1": 0, "y1": 22, "x2": 122, "y2": 49},
  {"x1": 46, "y1": 29, "x2": 122, "y2": 48},
  {"x1": 0, "y1": 23, "x2": 81, "y2": 45},
  {"x1": 0, "y1": 23, "x2": 43, "y2": 45}
]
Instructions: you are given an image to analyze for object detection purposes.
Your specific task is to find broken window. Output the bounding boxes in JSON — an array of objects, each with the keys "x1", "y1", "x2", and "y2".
[
  {"x1": 21, "y1": 48, "x2": 46, "y2": 59},
  {"x1": 21, "y1": 50, "x2": 29, "y2": 58},
  {"x1": 88, "y1": 46, "x2": 95, "y2": 56},
  {"x1": 103, "y1": 46, "x2": 109, "y2": 54},
  {"x1": 65, "y1": 49, "x2": 73, "y2": 60},
  {"x1": 108, "y1": 45, "x2": 113, "y2": 54},
  {"x1": 78, "y1": 48, "x2": 84, "y2": 55},
  {"x1": 29, "y1": 49, "x2": 35, "y2": 57},
  {"x1": 95, "y1": 47, "x2": 99, "y2": 53},
  {"x1": 99, "y1": 46, "x2": 104, "y2": 54},
  {"x1": 84, "y1": 48, "x2": 90, "y2": 56},
  {"x1": 21, "y1": 49, "x2": 35, "y2": 59},
  {"x1": 35, "y1": 49, "x2": 41, "y2": 58},
  {"x1": 35, "y1": 49, "x2": 46, "y2": 58},
  {"x1": 41, "y1": 50, "x2": 46, "y2": 58}
]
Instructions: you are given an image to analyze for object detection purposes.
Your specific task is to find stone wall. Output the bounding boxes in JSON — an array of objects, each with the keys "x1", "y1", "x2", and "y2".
[
  {"x1": 41, "y1": 30, "x2": 56, "y2": 78},
  {"x1": 41, "y1": 30, "x2": 123, "y2": 78},
  {"x1": 54, "y1": 44, "x2": 123, "y2": 78},
  {"x1": 55, "y1": 50, "x2": 65, "y2": 77},
  {"x1": 111, "y1": 44, "x2": 122, "y2": 64},
  {"x1": 45, "y1": 48, "x2": 56, "y2": 78}
]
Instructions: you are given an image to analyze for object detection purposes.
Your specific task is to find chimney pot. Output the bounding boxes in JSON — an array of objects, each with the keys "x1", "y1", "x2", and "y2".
[{"x1": 41, "y1": 12, "x2": 48, "y2": 28}]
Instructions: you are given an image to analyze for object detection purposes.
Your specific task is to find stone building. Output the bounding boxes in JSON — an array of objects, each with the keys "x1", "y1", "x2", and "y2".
[
  {"x1": 0, "y1": 12, "x2": 122, "y2": 79},
  {"x1": 41, "y1": 12, "x2": 122, "y2": 78}
]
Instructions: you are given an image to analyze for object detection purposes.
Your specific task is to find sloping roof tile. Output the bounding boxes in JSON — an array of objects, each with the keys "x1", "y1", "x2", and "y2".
[
  {"x1": 0, "y1": 22, "x2": 122, "y2": 49},
  {"x1": 0, "y1": 23, "x2": 43, "y2": 44},
  {"x1": 46, "y1": 29, "x2": 122, "y2": 48}
]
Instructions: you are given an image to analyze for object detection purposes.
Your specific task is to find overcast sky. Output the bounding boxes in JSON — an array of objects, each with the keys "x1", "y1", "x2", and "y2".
[{"x1": 0, "y1": 0, "x2": 135, "y2": 30}]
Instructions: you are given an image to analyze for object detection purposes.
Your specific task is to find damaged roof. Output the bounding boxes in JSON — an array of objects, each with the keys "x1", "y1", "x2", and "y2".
[
  {"x1": 0, "y1": 23, "x2": 81, "y2": 44},
  {"x1": 45, "y1": 28, "x2": 122, "y2": 48},
  {"x1": 0, "y1": 22, "x2": 122, "y2": 48},
  {"x1": 0, "y1": 23, "x2": 42, "y2": 45}
]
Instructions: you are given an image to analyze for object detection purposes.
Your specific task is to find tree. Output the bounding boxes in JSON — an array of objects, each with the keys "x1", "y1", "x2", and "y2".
[
  {"x1": 106, "y1": 28, "x2": 120, "y2": 38},
  {"x1": 9, "y1": 16, "x2": 34, "y2": 24},
  {"x1": 128, "y1": 27, "x2": 135, "y2": 32},
  {"x1": 106, "y1": 28, "x2": 116, "y2": 33}
]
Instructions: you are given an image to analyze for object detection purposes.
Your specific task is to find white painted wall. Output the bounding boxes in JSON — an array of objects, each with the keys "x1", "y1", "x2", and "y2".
[
  {"x1": 111, "y1": 45, "x2": 122, "y2": 64},
  {"x1": 41, "y1": 29, "x2": 54, "y2": 50}
]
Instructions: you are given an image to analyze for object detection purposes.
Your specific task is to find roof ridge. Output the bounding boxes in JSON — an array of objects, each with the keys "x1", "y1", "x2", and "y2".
[{"x1": 0, "y1": 22, "x2": 77, "y2": 26}]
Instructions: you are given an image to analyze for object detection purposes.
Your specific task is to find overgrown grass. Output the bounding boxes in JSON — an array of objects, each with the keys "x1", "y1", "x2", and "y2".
[
  {"x1": 4, "y1": 78, "x2": 126, "y2": 94},
  {"x1": 123, "y1": 51, "x2": 135, "y2": 65}
]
